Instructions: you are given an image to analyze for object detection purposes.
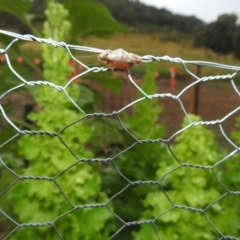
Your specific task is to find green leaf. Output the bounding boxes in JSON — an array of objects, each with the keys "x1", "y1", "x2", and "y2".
[
  {"x1": 18, "y1": 136, "x2": 40, "y2": 161},
  {"x1": 0, "y1": 0, "x2": 32, "y2": 25},
  {"x1": 0, "y1": 34, "x2": 22, "y2": 51},
  {"x1": 133, "y1": 224, "x2": 159, "y2": 240},
  {"x1": 9, "y1": 3, "x2": 113, "y2": 239},
  {"x1": 160, "y1": 209, "x2": 181, "y2": 223},
  {"x1": 63, "y1": 0, "x2": 128, "y2": 38}
]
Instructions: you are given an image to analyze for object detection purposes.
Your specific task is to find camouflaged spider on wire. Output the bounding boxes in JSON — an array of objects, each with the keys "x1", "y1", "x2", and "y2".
[{"x1": 98, "y1": 48, "x2": 141, "y2": 71}]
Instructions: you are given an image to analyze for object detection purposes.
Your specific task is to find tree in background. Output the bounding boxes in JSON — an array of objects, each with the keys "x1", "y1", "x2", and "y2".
[
  {"x1": 9, "y1": 2, "x2": 113, "y2": 239},
  {"x1": 232, "y1": 25, "x2": 240, "y2": 59},
  {"x1": 133, "y1": 114, "x2": 239, "y2": 240},
  {"x1": 194, "y1": 14, "x2": 238, "y2": 57},
  {"x1": 96, "y1": 0, "x2": 204, "y2": 34}
]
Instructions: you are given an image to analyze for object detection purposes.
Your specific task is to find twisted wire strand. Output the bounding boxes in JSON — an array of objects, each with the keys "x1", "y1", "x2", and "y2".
[{"x1": 0, "y1": 30, "x2": 240, "y2": 240}]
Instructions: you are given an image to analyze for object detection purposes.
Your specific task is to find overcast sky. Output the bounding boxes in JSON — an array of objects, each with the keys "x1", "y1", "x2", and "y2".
[{"x1": 139, "y1": 0, "x2": 240, "y2": 23}]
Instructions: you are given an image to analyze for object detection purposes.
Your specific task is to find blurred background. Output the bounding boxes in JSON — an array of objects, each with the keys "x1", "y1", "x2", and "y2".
[{"x1": 0, "y1": 0, "x2": 240, "y2": 239}]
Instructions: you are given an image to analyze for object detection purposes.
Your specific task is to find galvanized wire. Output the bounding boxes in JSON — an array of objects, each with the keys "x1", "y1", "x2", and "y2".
[{"x1": 0, "y1": 30, "x2": 240, "y2": 240}]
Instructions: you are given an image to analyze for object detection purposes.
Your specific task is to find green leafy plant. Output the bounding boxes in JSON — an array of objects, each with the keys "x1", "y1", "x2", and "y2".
[
  {"x1": 63, "y1": 0, "x2": 127, "y2": 38},
  {"x1": 133, "y1": 114, "x2": 239, "y2": 240},
  {"x1": 101, "y1": 63, "x2": 167, "y2": 239},
  {"x1": 9, "y1": 2, "x2": 112, "y2": 239}
]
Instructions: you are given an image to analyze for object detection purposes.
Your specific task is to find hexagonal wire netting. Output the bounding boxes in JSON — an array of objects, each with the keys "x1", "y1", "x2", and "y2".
[{"x1": 0, "y1": 30, "x2": 240, "y2": 240}]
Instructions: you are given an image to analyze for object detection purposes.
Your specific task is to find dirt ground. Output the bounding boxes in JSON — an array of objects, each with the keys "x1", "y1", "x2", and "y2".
[
  {"x1": 94, "y1": 76, "x2": 240, "y2": 148},
  {"x1": 1, "y1": 76, "x2": 239, "y2": 148}
]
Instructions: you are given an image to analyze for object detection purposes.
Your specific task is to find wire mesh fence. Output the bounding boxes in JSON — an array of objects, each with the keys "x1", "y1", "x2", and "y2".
[{"x1": 0, "y1": 29, "x2": 240, "y2": 240}]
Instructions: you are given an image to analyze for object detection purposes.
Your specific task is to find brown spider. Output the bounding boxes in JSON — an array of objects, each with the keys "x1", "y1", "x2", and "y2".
[{"x1": 98, "y1": 48, "x2": 141, "y2": 71}]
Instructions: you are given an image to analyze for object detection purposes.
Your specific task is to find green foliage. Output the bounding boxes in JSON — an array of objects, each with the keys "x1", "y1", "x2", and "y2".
[
  {"x1": 133, "y1": 114, "x2": 239, "y2": 239},
  {"x1": 125, "y1": 63, "x2": 164, "y2": 139},
  {"x1": 0, "y1": 0, "x2": 128, "y2": 92},
  {"x1": 231, "y1": 116, "x2": 240, "y2": 145},
  {"x1": 63, "y1": 0, "x2": 128, "y2": 38},
  {"x1": 0, "y1": 0, "x2": 42, "y2": 99},
  {"x1": 0, "y1": 0, "x2": 127, "y2": 38},
  {"x1": 194, "y1": 14, "x2": 238, "y2": 56},
  {"x1": 0, "y1": 0, "x2": 31, "y2": 24},
  {"x1": 172, "y1": 115, "x2": 218, "y2": 165},
  {"x1": 0, "y1": 0, "x2": 40, "y2": 35},
  {"x1": 223, "y1": 117, "x2": 240, "y2": 190},
  {"x1": 121, "y1": 62, "x2": 165, "y2": 179},
  {"x1": 233, "y1": 26, "x2": 240, "y2": 59},
  {"x1": 118, "y1": 63, "x2": 165, "y2": 181},
  {"x1": 9, "y1": 2, "x2": 112, "y2": 239},
  {"x1": 102, "y1": 63, "x2": 166, "y2": 239}
]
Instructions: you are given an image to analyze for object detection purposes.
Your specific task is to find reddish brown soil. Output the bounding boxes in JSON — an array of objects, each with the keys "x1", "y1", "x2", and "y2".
[
  {"x1": 94, "y1": 77, "x2": 240, "y2": 147},
  {"x1": 1, "y1": 77, "x2": 239, "y2": 148}
]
